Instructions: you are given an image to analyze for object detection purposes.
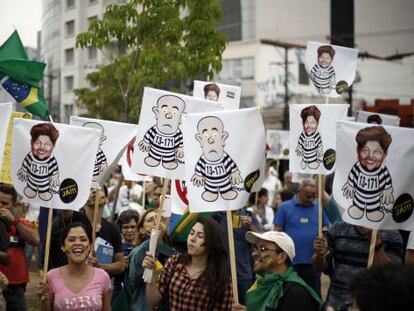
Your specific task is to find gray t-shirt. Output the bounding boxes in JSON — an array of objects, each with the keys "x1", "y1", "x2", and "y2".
[{"x1": 325, "y1": 222, "x2": 403, "y2": 310}]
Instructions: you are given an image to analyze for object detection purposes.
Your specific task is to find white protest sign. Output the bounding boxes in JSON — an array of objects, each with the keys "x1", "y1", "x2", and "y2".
[
  {"x1": 0, "y1": 103, "x2": 12, "y2": 173},
  {"x1": 193, "y1": 80, "x2": 241, "y2": 110},
  {"x1": 356, "y1": 110, "x2": 400, "y2": 127},
  {"x1": 12, "y1": 119, "x2": 100, "y2": 210},
  {"x1": 289, "y1": 104, "x2": 348, "y2": 175},
  {"x1": 70, "y1": 116, "x2": 138, "y2": 185},
  {"x1": 183, "y1": 107, "x2": 265, "y2": 213},
  {"x1": 266, "y1": 129, "x2": 290, "y2": 160},
  {"x1": 171, "y1": 179, "x2": 188, "y2": 215},
  {"x1": 305, "y1": 41, "x2": 358, "y2": 98},
  {"x1": 131, "y1": 87, "x2": 224, "y2": 180},
  {"x1": 333, "y1": 121, "x2": 414, "y2": 230}
]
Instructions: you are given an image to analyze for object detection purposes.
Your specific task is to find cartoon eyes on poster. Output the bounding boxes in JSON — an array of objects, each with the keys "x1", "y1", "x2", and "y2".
[
  {"x1": 305, "y1": 41, "x2": 358, "y2": 98},
  {"x1": 182, "y1": 108, "x2": 266, "y2": 213},
  {"x1": 131, "y1": 87, "x2": 224, "y2": 180},
  {"x1": 11, "y1": 119, "x2": 101, "y2": 210},
  {"x1": 333, "y1": 121, "x2": 414, "y2": 230},
  {"x1": 289, "y1": 104, "x2": 348, "y2": 175}
]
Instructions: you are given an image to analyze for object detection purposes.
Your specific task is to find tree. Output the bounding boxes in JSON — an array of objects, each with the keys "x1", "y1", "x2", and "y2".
[{"x1": 75, "y1": 0, "x2": 227, "y2": 123}]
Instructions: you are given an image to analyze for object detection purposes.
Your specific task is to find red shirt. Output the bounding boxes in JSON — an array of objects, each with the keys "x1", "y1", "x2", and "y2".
[{"x1": 0, "y1": 217, "x2": 32, "y2": 285}]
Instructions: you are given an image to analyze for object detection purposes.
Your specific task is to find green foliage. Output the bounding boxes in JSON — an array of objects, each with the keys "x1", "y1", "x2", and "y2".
[{"x1": 75, "y1": 0, "x2": 227, "y2": 123}]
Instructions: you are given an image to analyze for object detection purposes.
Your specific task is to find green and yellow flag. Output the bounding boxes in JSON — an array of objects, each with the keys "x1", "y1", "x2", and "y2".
[{"x1": 0, "y1": 31, "x2": 49, "y2": 118}]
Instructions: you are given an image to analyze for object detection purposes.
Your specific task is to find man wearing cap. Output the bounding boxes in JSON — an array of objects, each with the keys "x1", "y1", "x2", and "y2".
[{"x1": 232, "y1": 231, "x2": 321, "y2": 311}]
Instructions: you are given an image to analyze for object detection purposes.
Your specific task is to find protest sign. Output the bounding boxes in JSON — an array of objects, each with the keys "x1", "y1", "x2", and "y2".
[
  {"x1": 266, "y1": 129, "x2": 289, "y2": 160},
  {"x1": 0, "y1": 103, "x2": 12, "y2": 178},
  {"x1": 193, "y1": 80, "x2": 241, "y2": 110},
  {"x1": 356, "y1": 110, "x2": 400, "y2": 127}
]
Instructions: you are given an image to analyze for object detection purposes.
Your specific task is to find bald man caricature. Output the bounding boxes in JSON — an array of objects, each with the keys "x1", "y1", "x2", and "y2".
[
  {"x1": 191, "y1": 116, "x2": 243, "y2": 202},
  {"x1": 82, "y1": 122, "x2": 108, "y2": 181},
  {"x1": 139, "y1": 95, "x2": 186, "y2": 170}
]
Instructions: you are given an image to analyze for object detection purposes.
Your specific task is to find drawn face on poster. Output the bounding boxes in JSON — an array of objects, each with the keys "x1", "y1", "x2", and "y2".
[
  {"x1": 71, "y1": 117, "x2": 138, "y2": 185},
  {"x1": 132, "y1": 87, "x2": 224, "y2": 180},
  {"x1": 333, "y1": 121, "x2": 414, "y2": 230},
  {"x1": 183, "y1": 107, "x2": 265, "y2": 213},
  {"x1": 357, "y1": 110, "x2": 400, "y2": 127},
  {"x1": 289, "y1": 104, "x2": 348, "y2": 175},
  {"x1": 12, "y1": 119, "x2": 101, "y2": 210},
  {"x1": 193, "y1": 80, "x2": 241, "y2": 110},
  {"x1": 305, "y1": 41, "x2": 358, "y2": 98}
]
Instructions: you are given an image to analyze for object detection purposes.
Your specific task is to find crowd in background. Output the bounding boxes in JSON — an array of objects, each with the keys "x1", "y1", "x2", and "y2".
[{"x1": 0, "y1": 159, "x2": 413, "y2": 311}]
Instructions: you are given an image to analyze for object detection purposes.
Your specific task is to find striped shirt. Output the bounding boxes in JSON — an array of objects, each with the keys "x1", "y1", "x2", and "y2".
[
  {"x1": 325, "y1": 222, "x2": 402, "y2": 309},
  {"x1": 144, "y1": 126, "x2": 183, "y2": 162},
  {"x1": 298, "y1": 131, "x2": 322, "y2": 163},
  {"x1": 22, "y1": 152, "x2": 59, "y2": 193},
  {"x1": 347, "y1": 162, "x2": 392, "y2": 211},
  {"x1": 310, "y1": 64, "x2": 336, "y2": 93},
  {"x1": 93, "y1": 148, "x2": 107, "y2": 177},
  {"x1": 195, "y1": 153, "x2": 238, "y2": 194}
]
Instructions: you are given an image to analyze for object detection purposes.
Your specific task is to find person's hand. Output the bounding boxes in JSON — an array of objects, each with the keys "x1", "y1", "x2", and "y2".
[
  {"x1": 232, "y1": 303, "x2": 247, "y2": 311},
  {"x1": 37, "y1": 282, "x2": 52, "y2": 300},
  {"x1": 313, "y1": 236, "x2": 328, "y2": 256},
  {"x1": 17, "y1": 167, "x2": 28, "y2": 181},
  {"x1": 230, "y1": 170, "x2": 243, "y2": 185},
  {"x1": 341, "y1": 182, "x2": 354, "y2": 199},
  {"x1": 0, "y1": 208, "x2": 15, "y2": 223},
  {"x1": 176, "y1": 147, "x2": 184, "y2": 158},
  {"x1": 138, "y1": 140, "x2": 150, "y2": 152},
  {"x1": 240, "y1": 215, "x2": 253, "y2": 230},
  {"x1": 381, "y1": 187, "x2": 394, "y2": 205},
  {"x1": 87, "y1": 254, "x2": 98, "y2": 267},
  {"x1": 142, "y1": 252, "x2": 156, "y2": 271},
  {"x1": 0, "y1": 272, "x2": 8, "y2": 291},
  {"x1": 50, "y1": 174, "x2": 60, "y2": 188},
  {"x1": 191, "y1": 174, "x2": 204, "y2": 187}
]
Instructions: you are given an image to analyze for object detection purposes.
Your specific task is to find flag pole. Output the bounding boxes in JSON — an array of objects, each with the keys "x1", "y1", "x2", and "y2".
[
  {"x1": 91, "y1": 189, "x2": 100, "y2": 252},
  {"x1": 42, "y1": 207, "x2": 53, "y2": 282},
  {"x1": 226, "y1": 209, "x2": 239, "y2": 304},
  {"x1": 155, "y1": 178, "x2": 169, "y2": 231},
  {"x1": 141, "y1": 180, "x2": 146, "y2": 210},
  {"x1": 318, "y1": 175, "x2": 323, "y2": 237}
]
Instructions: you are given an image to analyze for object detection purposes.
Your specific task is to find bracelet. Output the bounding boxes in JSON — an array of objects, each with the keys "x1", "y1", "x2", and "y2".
[{"x1": 318, "y1": 249, "x2": 330, "y2": 257}]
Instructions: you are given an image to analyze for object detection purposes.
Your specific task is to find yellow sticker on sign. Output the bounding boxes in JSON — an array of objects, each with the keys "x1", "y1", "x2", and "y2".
[{"x1": 0, "y1": 112, "x2": 32, "y2": 184}]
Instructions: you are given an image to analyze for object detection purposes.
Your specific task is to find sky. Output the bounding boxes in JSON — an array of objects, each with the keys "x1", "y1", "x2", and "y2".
[{"x1": 0, "y1": 0, "x2": 42, "y2": 48}]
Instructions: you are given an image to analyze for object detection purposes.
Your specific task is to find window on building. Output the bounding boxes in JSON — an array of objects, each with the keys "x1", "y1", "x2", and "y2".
[
  {"x1": 66, "y1": 0, "x2": 75, "y2": 9},
  {"x1": 88, "y1": 16, "x2": 98, "y2": 27},
  {"x1": 65, "y1": 20, "x2": 75, "y2": 37},
  {"x1": 65, "y1": 76, "x2": 74, "y2": 92},
  {"x1": 217, "y1": 0, "x2": 255, "y2": 41},
  {"x1": 218, "y1": 57, "x2": 254, "y2": 81},
  {"x1": 298, "y1": 63, "x2": 309, "y2": 85},
  {"x1": 88, "y1": 46, "x2": 98, "y2": 60},
  {"x1": 89, "y1": 0, "x2": 98, "y2": 5},
  {"x1": 64, "y1": 104, "x2": 74, "y2": 123},
  {"x1": 65, "y1": 48, "x2": 75, "y2": 64},
  {"x1": 240, "y1": 96, "x2": 255, "y2": 108}
]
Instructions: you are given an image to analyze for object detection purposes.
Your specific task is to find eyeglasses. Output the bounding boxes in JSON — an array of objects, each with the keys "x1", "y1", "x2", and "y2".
[
  {"x1": 121, "y1": 225, "x2": 137, "y2": 230},
  {"x1": 252, "y1": 245, "x2": 283, "y2": 253}
]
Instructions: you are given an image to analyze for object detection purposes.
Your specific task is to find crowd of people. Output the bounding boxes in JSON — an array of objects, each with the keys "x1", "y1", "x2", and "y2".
[{"x1": 0, "y1": 161, "x2": 414, "y2": 311}]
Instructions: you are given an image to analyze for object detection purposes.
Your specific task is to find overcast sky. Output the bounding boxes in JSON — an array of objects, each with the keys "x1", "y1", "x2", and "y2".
[{"x1": 0, "y1": 0, "x2": 42, "y2": 48}]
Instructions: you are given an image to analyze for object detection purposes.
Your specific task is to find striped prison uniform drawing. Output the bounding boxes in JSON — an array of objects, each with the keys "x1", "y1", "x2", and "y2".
[
  {"x1": 310, "y1": 64, "x2": 336, "y2": 94},
  {"x1": 93, "y1": 148, "x2": 107, "y2": 177},
  {"x1": 22, "y1": 152, "x2": 59, "y2": 193},
  {"x1": 347, "y1": 162, "x2": 392, "y2": 212},
  {"x1": 297, "y1": 131, "x2": 322, "y2": 164},
  {"x1": 195, "y1": 153, "x2": 238, "y2": 194},
  {"x1": 144, "y1": 126, "x2": 183, "y2": 163}
]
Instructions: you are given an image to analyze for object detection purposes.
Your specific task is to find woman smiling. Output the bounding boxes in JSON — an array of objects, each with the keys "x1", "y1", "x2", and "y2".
[{"x1": 37, "y1": 222, "x2": 111, "y2": 311}]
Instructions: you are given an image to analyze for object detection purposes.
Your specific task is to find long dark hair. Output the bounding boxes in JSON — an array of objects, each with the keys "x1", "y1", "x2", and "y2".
[{"x1": 179, "y1": 217, "x2": 230, "y2": 308}]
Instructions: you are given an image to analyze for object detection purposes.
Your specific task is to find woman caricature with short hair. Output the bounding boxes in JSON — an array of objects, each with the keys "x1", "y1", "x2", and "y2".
[{"x1": 310, "y1": 45, "x2": 336, "y2": 95}]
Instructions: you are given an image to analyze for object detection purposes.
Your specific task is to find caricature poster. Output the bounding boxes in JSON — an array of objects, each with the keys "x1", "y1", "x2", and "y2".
[
  {"x1": 0, "y1": 103, "x2": 12, "y2": 173},
  {"x1": 193, "y1": 80, "x2": 241, "y2": 110},
  {"x1": 333, "y1": 121, "x2": 414, "y2": 230},
  {"x1": 70, "y1": 116, "x2": 138, "y2": 185},
  {"x1": 131, "y1": 87, "x2": 224, "y2": 180},
  {"x1": 289, "y1": 104, "x2": 348, "y2": 174},
  {"x1": 356, "y1": 110, "x2": 400, "y2": 127},
  {"x1": 11, "y1": 119, "x2": 100, "y2": 210},
  {"x1": 305, "y1": 41, "x2": 358, "y2": 98},
  {"x1": 182, "y1": 107, "x2": 266, "y2": 213},
  {"x1": 266, "y1": 129, "x2": 290, "y2": 160}
]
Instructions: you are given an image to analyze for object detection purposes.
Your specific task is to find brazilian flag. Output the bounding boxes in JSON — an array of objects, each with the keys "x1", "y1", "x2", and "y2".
[
  {"x1": 0, "y1": 31, "x2": 48, "y2": 118},
  {"x1": 170, "y1": 209, "x2": 212, "y2": 242}
]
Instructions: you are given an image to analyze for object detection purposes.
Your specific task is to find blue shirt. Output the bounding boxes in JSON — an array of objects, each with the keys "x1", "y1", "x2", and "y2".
[{"x1": 273, "y1": 196, "x2": 329, "y2": 265}]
